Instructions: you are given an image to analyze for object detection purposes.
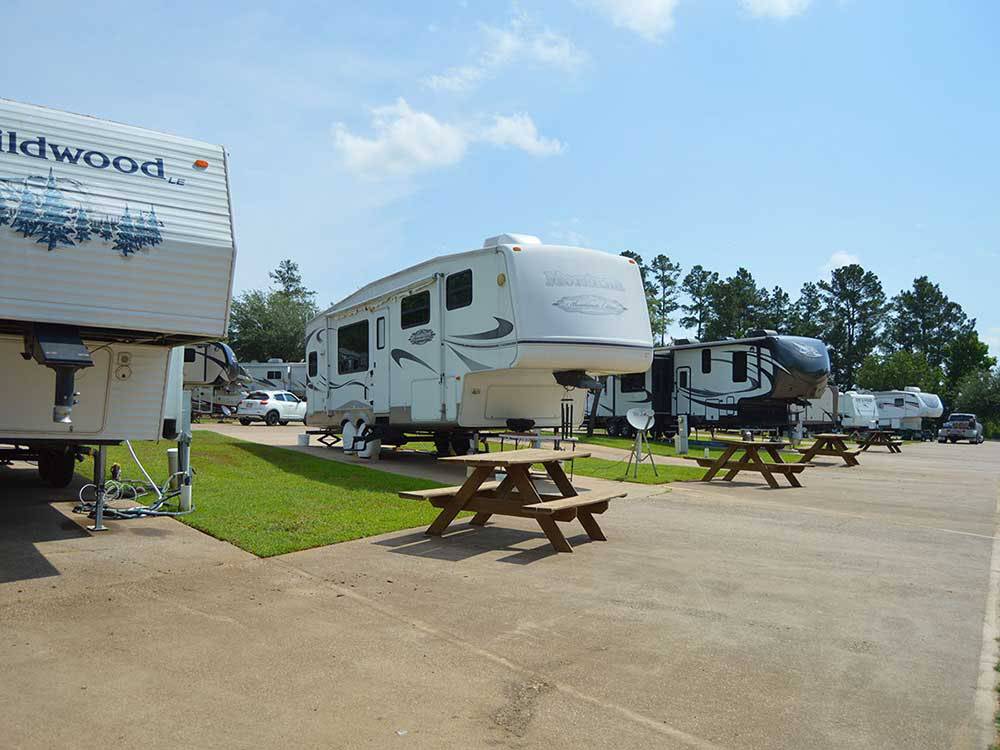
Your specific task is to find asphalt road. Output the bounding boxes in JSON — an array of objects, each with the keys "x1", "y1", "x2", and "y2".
[{"x1": 2, "y1": 429, "x2": 997, "y2": 749}]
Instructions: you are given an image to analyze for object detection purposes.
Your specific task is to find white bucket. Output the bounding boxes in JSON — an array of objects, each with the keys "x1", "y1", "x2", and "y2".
[{"x1": 297, "y1": 433, "x2": 310, "y2": 447}]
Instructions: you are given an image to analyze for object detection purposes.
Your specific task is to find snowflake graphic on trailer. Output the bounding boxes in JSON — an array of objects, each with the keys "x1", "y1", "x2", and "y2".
[{"x1": 0, "y1": 171, "x2": 164, "y2": 257}]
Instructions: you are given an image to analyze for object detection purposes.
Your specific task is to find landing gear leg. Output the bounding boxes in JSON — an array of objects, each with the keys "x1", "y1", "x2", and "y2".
[{"x1": 88, "y1": 445, "x2": 108, "y2": 532}]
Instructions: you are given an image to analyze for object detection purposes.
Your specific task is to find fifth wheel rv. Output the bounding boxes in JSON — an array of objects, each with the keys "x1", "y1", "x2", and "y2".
[
  {"x1": 305, "y1": 234, "x2": 653, "y2": 457},
  {"x1": 595, "y1": 332, "x2": 831, "y2": 437},
  {"x1": 0, "y1": 98, "x2": 237, "y2": 486}
]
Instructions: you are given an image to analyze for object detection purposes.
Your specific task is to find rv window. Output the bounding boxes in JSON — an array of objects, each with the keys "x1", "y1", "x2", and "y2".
[
  {"x1": 732, "y1": 351, "x2": 747, "y2": 382},
  {"x1": 446, "y1": 269, "x2": 473, "y2": 310},
  {"x1": 183, "y1": 348, "x2": 197, "y2": 363},
  {"x1": 620, "y1": 373, "x2": 646, "y2": 393},
  {"x1": 338, "y1": 320, "x2": 370, "y2": 374},
  {"x1": 267, "y1": 370, "x2": 282, "y2": 380},
  {"x1": 308, "y1": 351, "x2": 318, "y2": 377},
  {"x1": 679, "y1": 370, "x2": 688, "y2": 389},
  {"x1": 894, "y1": 397, "x2": 904, "y2": 407},
  {"x1": 401, "y1": 291, "x2": 430, "y2": 329},
  {"x1": 701, "y1": 349, "x2": 711, "y2": 374},
  {"x1": 376, "y1": 317, "x2": 385, "y2": 349}
]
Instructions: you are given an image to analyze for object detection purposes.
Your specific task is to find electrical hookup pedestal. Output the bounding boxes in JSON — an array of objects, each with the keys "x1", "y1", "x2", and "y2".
[{"x1": 177, "y1": 390, "x2": 193, "y2": 512}]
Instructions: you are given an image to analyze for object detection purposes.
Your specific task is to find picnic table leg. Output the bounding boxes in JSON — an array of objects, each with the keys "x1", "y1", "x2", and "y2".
[
  {"x1": 722, "y1": 448, "x2": 747, "y2": 481},
  {"x1": 469, "y1": 472, "x2": 519, "y2": 527},
  {"x1": 426, "y1": 465, "x2": 493, "y2": 536},
  {"x1": 577, "y1": 510, "x2": 607, "y2": 542},
  {"x1": 797, "y1": 441, "x2": 819, "y2": 464},
  {"x1": 747, "y1": 448, "x2": 781, "y2": 488},
  {"x1": 537, "y1": 516, "x2": 574, "y2": 553},
  {"x1": 542, "y1": 461, "x2": 578, "y2": 498},
  {"x1": 702, "y1": 445, "x2": 737, "y2": 482},
  {"x1": 833, "y1": 438, "x2": 860, "y2": 466}
]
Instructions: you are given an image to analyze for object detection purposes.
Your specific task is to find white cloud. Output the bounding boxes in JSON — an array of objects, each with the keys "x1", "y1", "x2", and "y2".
[
  {"x1": 740, "y1": 0, "x2": 812, "y2": 19},
  {"x1": 821, "y1": 250, "x2": 861, "y2": 275},
  {"x1": 481, "y1": 113, "x2": 565, "y2": 156},
  {"x1": 333, "y1": 99, "x2": 563, "y2": 178},
  {"x1": 585, "y1": 0, "x2": 681, "y2": 42},
  {"x1": 333, "y1": 99, "x2": 468, "y2": 178},
  {"x1": 423, "y1": 13, "x2": 586, "y2": 92}
]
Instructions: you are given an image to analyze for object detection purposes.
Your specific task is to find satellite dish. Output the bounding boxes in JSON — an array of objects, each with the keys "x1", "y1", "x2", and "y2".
[{"x1": 626, "y1": 407, "x2": 655, "y2": 432}]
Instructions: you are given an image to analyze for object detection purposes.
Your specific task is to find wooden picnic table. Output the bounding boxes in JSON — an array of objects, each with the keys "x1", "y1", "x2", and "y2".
[
  {"x1": 796, "y1": 433, "x2": 862, "y2": 467},
  {"x1": 858, "y1": 430, "x2": 903, "y2": 453},
  {"x1": 398, "y1": 448, "x2": 624, "y2": 553},
  {"x1": 685, "y1": 440, "x2": 806, "y2": 488}
]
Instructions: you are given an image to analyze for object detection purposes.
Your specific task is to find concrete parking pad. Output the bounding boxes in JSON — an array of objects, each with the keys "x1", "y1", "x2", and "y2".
[{"x1": 2, "y1": 436, "x2": 998, "y2": 749}]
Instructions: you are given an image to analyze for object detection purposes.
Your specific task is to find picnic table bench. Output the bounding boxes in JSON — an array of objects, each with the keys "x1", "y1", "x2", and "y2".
[
  {"x1": 684, "y1": 440, "x2": 807, "y2": 488},
  {"x1": 398, "y1": 448, "x2": 624, "y2": 553},
  {"x1": 796, "y1": 433, "x2": 862, "y2": 466},
  {"x1": 858, "y1": 430, "x2": 903, "y2": 453}
]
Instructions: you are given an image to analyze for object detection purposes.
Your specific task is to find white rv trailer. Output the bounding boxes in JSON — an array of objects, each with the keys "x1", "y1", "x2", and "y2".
[
  {"x1": 873, "y1": 386, "x2": 944, "y2": 438},
  {"x1": 838, "y1": 391, "x2": 878, "y2": 430},
  {"x1": 241, "y1": 359, "x2": 307, "y2": 398},
  {"x1": 789, "y1": 384, "x2": 840, "y2": 432},
  {"x1": 0, "y1": 99, "x2": 237, "y2": 486},
  {"x1": 305, "y1": 234, "x2": 653, "y2": 456},
  {"x1": 593, "y1": 332, "x2": 831, "y2": 437}
]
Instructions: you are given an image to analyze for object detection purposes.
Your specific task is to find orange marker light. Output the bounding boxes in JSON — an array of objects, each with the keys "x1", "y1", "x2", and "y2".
[
  {"x1": 512, "y1": 246, "x2": 522, "y2": 252},
  {"x1": 627, "y1": 258, "x2": 636, "y2": 264},
  {"x1": 193, "y1": 159, "x2": 209, "y2": 169}
]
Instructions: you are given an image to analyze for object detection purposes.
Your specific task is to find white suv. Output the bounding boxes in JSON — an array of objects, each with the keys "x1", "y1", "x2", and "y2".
[{"x1": 237, "y1": 390, "x2": 306, "y2": 426}]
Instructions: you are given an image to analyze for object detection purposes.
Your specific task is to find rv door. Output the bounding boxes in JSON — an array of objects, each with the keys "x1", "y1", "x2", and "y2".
[
  {"x1": 372, "y1": 307, "x2": 390, "y2": 416},
  {"x1": 675, "y1": 365, "x2": 693, "y2": 417}
]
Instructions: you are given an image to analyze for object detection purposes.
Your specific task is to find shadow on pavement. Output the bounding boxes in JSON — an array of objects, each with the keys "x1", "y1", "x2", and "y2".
[{"x1": 0, "y1": 465, "x2": 90, "y2": 585}]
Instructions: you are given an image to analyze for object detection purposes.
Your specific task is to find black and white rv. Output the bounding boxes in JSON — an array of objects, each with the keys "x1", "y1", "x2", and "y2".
[
  {"x1": 594, "y1": 332, "x2": 831, "y2": 436},
  {"x1": 305, "y1": 233, "x2": 653, "y2": 457}
]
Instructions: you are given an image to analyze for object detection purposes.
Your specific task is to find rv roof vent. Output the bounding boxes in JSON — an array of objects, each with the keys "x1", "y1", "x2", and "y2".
[
  {"x1": 745, "y1": 329, "x2": 777, "y2": 338},
  {"x1": 672, "y1": 338, "x2": 698, "y2": 345},
  {"x1": 903, "y1": 386, "x2": 921, "y2": 392},
  {"x1": 267, "y1": 358, "x2": 285, "y2": 363},
  {"x1": 482, "y1": 233, "x2": 542, "y2": 248}
]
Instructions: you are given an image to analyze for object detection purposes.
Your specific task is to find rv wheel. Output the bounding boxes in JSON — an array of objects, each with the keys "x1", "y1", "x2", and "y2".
[
  {"x1": 450, "y1": 436, "x2": 471, "y2": 456},
  {"x1": 38, "y1": 448, "x2": 76, "y2": 489},
  {"x1": 264, "y1": 410, "x2": 280, "y2": 426},
  {"x1": 239, "y1": 418, "x2": 252, "y2": 426},
  {"x1": 279, "y1": 421, "x2": 289, "y2": 426},
  {"x1": 607, "y1": 419, "x2": 619, "y2": 437},
  {"x1": 433, "y1": 435, "x2": 452, "y2": 457}
]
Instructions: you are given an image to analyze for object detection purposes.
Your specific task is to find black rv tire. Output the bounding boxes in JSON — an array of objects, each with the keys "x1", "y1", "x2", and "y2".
[
  {"x1": 265, "y1": 411, "x2": 280, "y2": 426},
  {"x1": 434, "y1": 435, "x2": 452, "y2": 457},
  {"x1": 607, "y1": 419, "x2": 619, "y2": 437},
  {"x1": 239, "y1": 418, "x2": 252, "y2": 426},
  {"x1": 39, "y1": 448, "x2": 76, "y2": 489},
  {"x1": 279, "y1": 421, "x2": 289, "y2": 426},
  {"x1": 450, "y1": 436, "x2": 471, "y2": 456}
]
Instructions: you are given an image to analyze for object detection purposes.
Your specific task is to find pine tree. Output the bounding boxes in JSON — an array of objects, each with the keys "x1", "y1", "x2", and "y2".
[
  {"x1": 146, "y1": 205, "x2": 163, "y2": 247},
  {"x1": 818, "y1": 264, "x2": 887, "y2": 387},
  {"x1": 96, "y1": 215, "x2": 115, "y2": 241},
  {"x1": 11, "y1": 179, "x2": 40, "y2": 238},
  {"x1": 34, "y1": 169, "x2": 76, "y2": 251},
  {"x1": 73, "y1": 205, "x2": 92, "y2": 243},
  {"x1": 649, "y1": 254, "x2": 682, "y2": 345},
  {"x1": 114, "y1": 204, "x2": 139, "y2": 256},
  {"x1": 680, "y1": 265, "x2": 719, "y2": 339}
]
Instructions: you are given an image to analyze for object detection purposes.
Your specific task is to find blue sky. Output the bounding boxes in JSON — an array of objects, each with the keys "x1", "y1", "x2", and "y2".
[{"x1": 3, "y1": 0, "x2": 997, "y2": 353}]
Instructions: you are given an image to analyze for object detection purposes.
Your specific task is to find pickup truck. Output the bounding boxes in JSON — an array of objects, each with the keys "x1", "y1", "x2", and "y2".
[{"x1": 937, "y1": 413, "x2": 985, "y2": 444}]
